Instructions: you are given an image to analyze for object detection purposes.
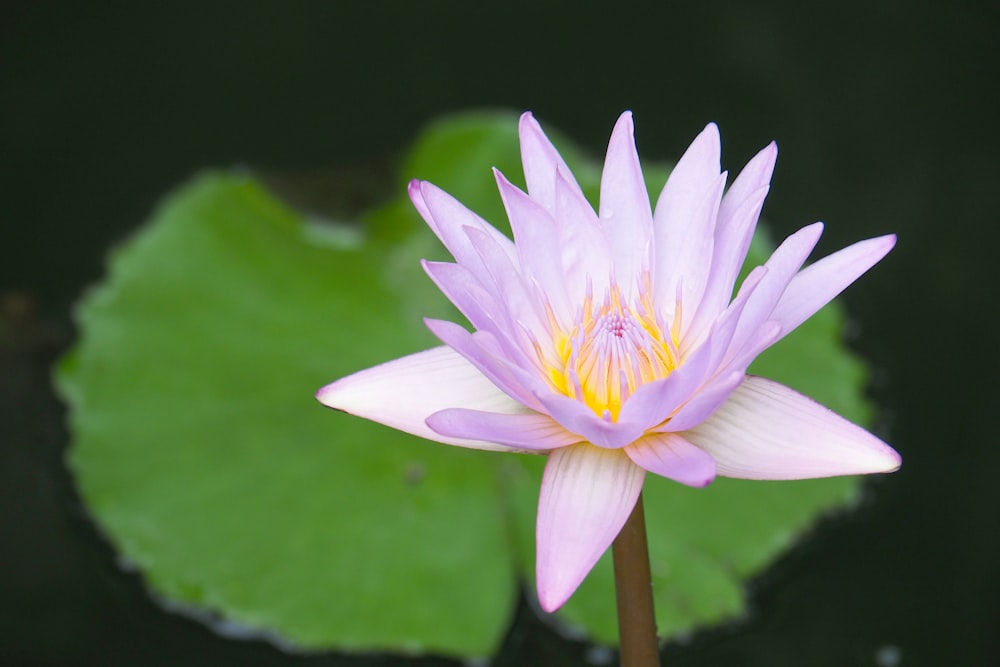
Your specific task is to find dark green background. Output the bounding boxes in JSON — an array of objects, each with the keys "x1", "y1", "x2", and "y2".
[{"x1": 2, "y1": 1, "x2": 997, "y2": 665}]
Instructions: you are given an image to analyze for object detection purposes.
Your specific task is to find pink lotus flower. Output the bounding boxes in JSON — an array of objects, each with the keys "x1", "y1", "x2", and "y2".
[{"x1": 317, "y1": 112, "x2": 900, "y2": 613}]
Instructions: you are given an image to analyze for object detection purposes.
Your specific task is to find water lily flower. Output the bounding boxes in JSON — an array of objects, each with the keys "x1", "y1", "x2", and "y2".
[{"x1": 317, "y1": 112, "x2": 900, "y2": 613}]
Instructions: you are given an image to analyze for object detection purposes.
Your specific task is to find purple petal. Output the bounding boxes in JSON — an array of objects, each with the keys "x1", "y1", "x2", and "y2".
[
  {"x1": 599, "y1": 111, "x2": 653, "y2": 288},
  {"x1": 421, "y1": 260, "x2": 508, "y2": 338},
  {"x1": 534, "y1": 390, "x2": 646, "y2": 449},
  {"x1": 686, "y1": 185, "x2": 770, "y2": 342},
  {"x1": 662, "y1": 141, "x2": 777, "y2": 344},
  {"x1": 622, "y1": 266, "x2": 766, "y2": 431},
  {"x1": 771, "y1": 234, "x2": 897, "y2": 341},
  {"x1": 426, "y1": 408, "x2": 582, "y2": 451},
  {"x1": 493, "y1": 169, "x2": 572, "y2": 323},
  {"x1": 615, "y1": 374, "x2": 695, "y2": 434},
  {"x1": 656, "y1": 123, "x2": 721, "y2": 201},
  {"x1": 553, "y1": 167, "x2": 613, "y2": 302},
  {"x1": 652, "y1": 124, "x2": 724, "y2": 328},
  {"x1": 536, "y1": 445, "x2": 645, "y2": 612},
  {"x1": 716, "y1": 320, "x2": 782, "y2": 379},
  {"x1": 409, "y1": 180, "x2": 516, "y2": 284},
  {"x1": 684, "y1": 376, "x2": 901, "y2": 479},
  {"x1": 657, "y1": 173, "x2": 728, "y2": 333},
  {"x1": 424, "y1": 318, "x2": 542, "y2": 410},
  {"x1": 718, "y1": 141, "x2": 777, "y2": 233},
  {"x1": 421, "y1": 263, "x2": 541, "y2": 371},
  {"x1": 316, "y1": 346, "x2": 528, "y2": 452},
  {"x1": 617, "y1": 327, "x2": 718, "y2": 428},
  {"x1": 625, "y1": 433, "x2": 716, "y2": 487},
  {"x1": 682, "y1": 264, "x2": 768, "y2": 370},
  {"x1": 519, "y1": 112, "x2": 584, "y2": 211},
  {"x1": 725, "y1": 222, "x2": 824, "y2": 358},
  {"x1": 659, "y1": 370, "x2": 745, "y2": 432},
  {"x1": 463, "y1": 225, "x2": 549, "y2": 340}
]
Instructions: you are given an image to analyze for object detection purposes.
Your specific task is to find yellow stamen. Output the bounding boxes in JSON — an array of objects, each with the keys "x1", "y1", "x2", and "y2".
[{"x1": 541, "y1": 276, "x2": 678, "y2": 420}]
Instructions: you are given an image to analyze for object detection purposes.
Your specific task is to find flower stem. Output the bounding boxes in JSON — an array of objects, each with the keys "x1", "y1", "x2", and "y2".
[{"x1": 612, "y1": 492, "x2": 660, "y2": 667}]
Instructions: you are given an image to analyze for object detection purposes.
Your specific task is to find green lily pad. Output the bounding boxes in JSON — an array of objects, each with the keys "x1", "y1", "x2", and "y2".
[{"x1": 57, "y1": 112, "x2": 876, "y2": 656}]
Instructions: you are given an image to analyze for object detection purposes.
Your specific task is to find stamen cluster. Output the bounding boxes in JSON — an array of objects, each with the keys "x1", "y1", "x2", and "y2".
[{"x1": 549, "y1": 280, "x2": 676, "y2": 421}]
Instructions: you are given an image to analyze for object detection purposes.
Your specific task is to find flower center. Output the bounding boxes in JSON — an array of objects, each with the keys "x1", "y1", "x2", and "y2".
[{"x1": 544, "y1": 279, "x2": 677, "y2": 421}]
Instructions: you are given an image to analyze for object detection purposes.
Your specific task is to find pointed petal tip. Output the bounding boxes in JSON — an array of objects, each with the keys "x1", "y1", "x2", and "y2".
[
  {"x1": 686, "y1": 377, "x2": 903, "y2": 480},
  {"x1": 535, "y1": 446, "x2": 645, "y2": 615},
  {"x1": 880, "y1": 446, "x2": 903, "y2": 473},
  {"x1": 861, "y1": 434, "x2": 902, "y2": 474},
  {"x1": 878, "y1": 232, "x2": 898, "y2": 252},
  {"x1": 423, "y1": 315, "x2": 468, "y2": 341},
  {"x1": 315, "y1": 377, "x2": 366, "y2": 412},
  {"x1": 535, "y1": 540, "x2": 596, "y2": 613},
  {"x1": 612, "y1": 110, "x2": 635, "y2": 132},
  {"x1": 536, "y1": 582, "x2": 571, "y2": 614},
  {"x1": 798, "y1": 220, "x2": 825, "y2": 245},
  {"x1": 407, "y1": 179, "x2": 426, "y2": 210},
  {"x1": 492, "y1": 165, "x2": 513, "y2": 189},
  {"x1": 752, "y1": 141, "x2": 779, "y2": 175},
  {"x1": 843, "y1": 437, "x2": 902, "y2": 477},
  {"x1": 518, "y1": 111, "x2": 542, "y2": 136},
  {"x1": 314, "y1": 381, "x2": 341, "y2": 407},
  {"x1": 606, "y1": 113, "x2": 638, "y2": 156},
  {"x1": 683, "y1": 123, "x2": 721, "y2": 159},
  {"x1": 406, "y1": 178, "x2": 424, "y2": 198},
  {"x1": 667, "y1": 122, "x2": 722, "y2": 179}
]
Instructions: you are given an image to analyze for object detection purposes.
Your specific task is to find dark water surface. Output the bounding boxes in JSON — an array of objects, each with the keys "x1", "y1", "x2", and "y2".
[{"x1": 2, "y1": 2, "x2": 998, "y2": 665}]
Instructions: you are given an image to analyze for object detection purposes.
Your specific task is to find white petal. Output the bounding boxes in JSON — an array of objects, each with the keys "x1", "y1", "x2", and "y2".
[
  {"x1": 316, "y1": 346, "x2": 528, "y2": 452},
  {"x1": 536, "y1": 445, "x2": 645, "y2": 612},
  {"x1": 684, "y1": 376, "x2": 901, "y2": 479}
]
